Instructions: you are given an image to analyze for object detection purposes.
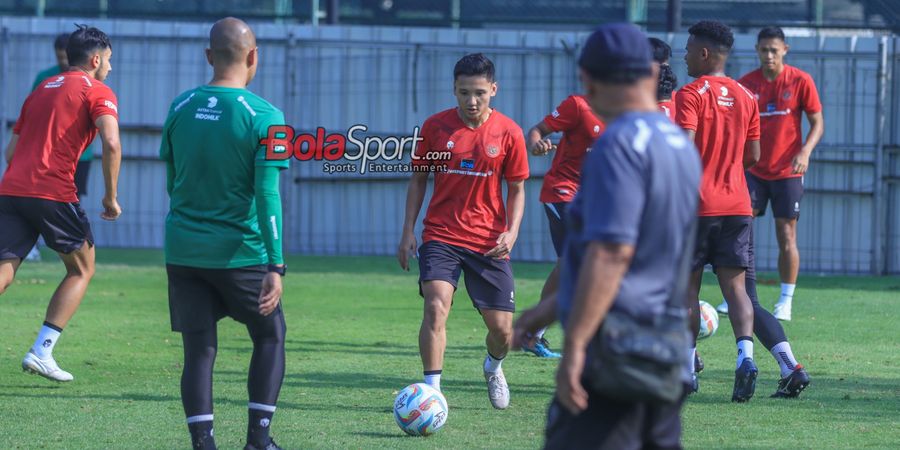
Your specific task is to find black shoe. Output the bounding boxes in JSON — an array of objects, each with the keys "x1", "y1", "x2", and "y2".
[
  {"x1": 771, "y1": 365, "x2": 810, "y2": 398},
  {"x1": 732, "y1": 358, "x2": 758, "y2": 403},
  {"x1": 694, "y1": 350, "x2": 704, "y2": 374},
  {"x1": 244, "y1": 438, "x2": 282, "y2": 450}
]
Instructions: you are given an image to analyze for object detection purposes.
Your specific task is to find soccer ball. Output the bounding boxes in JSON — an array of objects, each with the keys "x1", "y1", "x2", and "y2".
[
  {"x1": 393, "y1": 383, "x2": 448, "y2": 436},
  {"x1": 698, "y1": 301, "x2": 719, "y2": 339}
]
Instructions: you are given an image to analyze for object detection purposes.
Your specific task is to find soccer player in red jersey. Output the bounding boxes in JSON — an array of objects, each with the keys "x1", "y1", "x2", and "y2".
[
  {"x1": 0, "y1": 25, "x2": 122, "y2": 382},
  {"x1": 676, "y1": 21, "x2": 762, "y2": 402},
  {"x1": 398, "y1": 53, "x2": 529, "y2": 410},
  {"x1": 521, "y1": 94, "x2": 604, "y2": 358},
  {"x1": 729, "y1": 26, "x2": 824, "y2": 322}
]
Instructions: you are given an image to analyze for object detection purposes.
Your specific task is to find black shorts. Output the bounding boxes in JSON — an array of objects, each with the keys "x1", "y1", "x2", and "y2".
[
  {"x1": 0, "y1": 195, "x2": 94, "y2": 259},
  {"x1": 747, "y1": 172, "x2": 803, "y2": 220},
  {"x1": 692, "y1": 216, "x2": 752, "y2": 271},
  {"x1": 74, "y1": 160, "x2": 91, "y2": 197},
  {"x1": 543, "y1": 202, "x2": 569, "y2": 258},
  {"x1": 166, "y1": 264, "x2": 283, "y2": 333},
  {"x1": 544, "y1": 390, "x2": 685, "y2": 450},
  {"x1": 417, "y1": 240, "x2": 516, "y2": 312}
]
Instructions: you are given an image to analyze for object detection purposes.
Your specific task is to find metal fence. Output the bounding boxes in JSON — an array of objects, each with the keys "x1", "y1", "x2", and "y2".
[{"x1": 0, "y1": 17, "x2": 897, "y2": 274}]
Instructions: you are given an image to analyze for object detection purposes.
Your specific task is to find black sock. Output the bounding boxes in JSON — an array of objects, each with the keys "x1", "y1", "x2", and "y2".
[
  {"x1": 247, "y1": 407, "x2": 275, "y2": 448},
  {"x1": 188, "y1": 420, "x2": 216, "y2": 450}
]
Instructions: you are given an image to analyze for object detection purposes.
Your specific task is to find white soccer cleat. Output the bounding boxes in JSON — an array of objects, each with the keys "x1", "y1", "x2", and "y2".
[
  {"x1": 484, "y1": 368, "x2": 510, "y2": 410},
  {"x1": 715, "y1": 300, "x2": 729, "y2": 315},
  {"x1": 22, "y1": 351, "x2": 74, "y2": 382},
  {"x1": 773, "y1": 302, "x2": 792, "y2": 321}
]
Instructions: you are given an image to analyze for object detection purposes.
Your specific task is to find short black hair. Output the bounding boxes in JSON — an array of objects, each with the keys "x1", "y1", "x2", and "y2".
[
  {"x1": 66, "y1": 24, "x2": 111, "y2": 67},
  {"x1": 53, "y1": 33, "x2": 69, "y2": 51},
  {"x1": 649, "y1": 37, "x2": 671, "y2": 64},
  {"x1": 688, "y1": 21, "x2": 734, "y2": 53},
  {"x1": 758, "y1": 26, "x2": 786, "y2": 43},
  {"x1": 657, "y1": 63, "x2": 678, "y2": 101},
  {"x1": 454, "y1": 53, "x2": 495, "y2": 82}
]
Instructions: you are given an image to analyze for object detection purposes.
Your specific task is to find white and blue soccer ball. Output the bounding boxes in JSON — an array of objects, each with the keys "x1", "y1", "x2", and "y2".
[
  {"x1": 698, "y1": 301, "x2": 719, "y2": 339},
  {"x1": 393, "y1": 383, "x2": 448, "y2": 436}
]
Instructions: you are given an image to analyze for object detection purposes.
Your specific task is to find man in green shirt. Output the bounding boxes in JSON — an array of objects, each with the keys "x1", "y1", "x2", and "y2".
[{"x1": 160, "y1": 17, "x2": 288, "y2": 450}]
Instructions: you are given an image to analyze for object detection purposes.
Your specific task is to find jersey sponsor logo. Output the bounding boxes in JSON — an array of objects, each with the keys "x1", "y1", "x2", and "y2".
[
  {"x1": 194, "y1": 96, "x2": 223, "y2": 121},
  {"x1": 720, "y1": 86, "x2": 729, "y2": 97},
  {"x1": 759, "y1": 107, "x2": 792, "y2": 117},
  {"x1": 485, "y1": 144, "x2": 500, "y2": 158},
  {"x1": 717, "y1": 87, "x2": 735, "y2": 107},
  {"x1": 447, "y1": 140, "x2": 454, "y2": 149},
  {"x1": 44, "y1": 76, "x2": 65, "y2": 88},
  {"x1": 104, "y1": 100, "x2": 118, "y2": 113},
  {"x1": 207, "y1": 96, "x2": 218, "y2": 108},
  {"x1": 551, "y1": 109, "x2": 560, "y2": 118},
  {"x1": 460, "y1": 159, "x2": 475, "y2": 169}
]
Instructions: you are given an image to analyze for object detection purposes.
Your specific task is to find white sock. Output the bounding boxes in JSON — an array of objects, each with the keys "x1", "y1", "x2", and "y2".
[
  {"x1": 779, "y1": 283, "x2": 796, "y2": 304},
  {"x1": 423, "y1": 371, "x2": 442, "y2": 391},
  {"x1": 690, "y1": 346, "x2": 697, "y2": 372},
  {"x1": 484, "y1": 353, "x2": 504, "y2": 373},
  {"x1": 31, "y1": 324, "x2": 62, "y2": 359},
  {"x1": 770, "y1": 341, "x2": 799, "y2": 377},
  {"x1": 736, "y1": 339, "x2": 754, "y2": 369},
  {"x1": 535, "y1": 327, "x2": 547, "y2": 340}
]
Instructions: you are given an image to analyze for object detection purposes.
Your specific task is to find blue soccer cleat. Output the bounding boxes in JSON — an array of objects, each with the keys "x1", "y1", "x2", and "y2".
[
  {"x1": 732, "y1": 358, "x2": 759, "y2": 403},
  {"x1": 523, "y1": 337, "x2": 561, "y2": 358}
]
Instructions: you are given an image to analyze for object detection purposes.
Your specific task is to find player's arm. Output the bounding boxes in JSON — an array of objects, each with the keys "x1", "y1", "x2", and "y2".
[
  {"x1": 557, "y1": 241, "x2": 635, "y2": 414},
  {"x1": 96, "y1": 114, "x2": 122, "y2": 221},
  {"x1": 526, "y1": 121, "x2": 556, "y2": 156},
  {"x1": 398, "y1": 171, "x2": 428, "y2": 271},
  {"x1": 793, "y1": 111, "x2": 824, "y2": 174},
  {"x1": 744, "y1": 140, "x2": 761, "y2": 169},
  {"x1": 486, "y1": 179, "x2": 525, "y2": 259},
  {"x1": 255, "y1": 165, "x2": 285, "y2": 316},
  {"x1": 4, "y1": 133, "x2": 18, "y2": 165}
]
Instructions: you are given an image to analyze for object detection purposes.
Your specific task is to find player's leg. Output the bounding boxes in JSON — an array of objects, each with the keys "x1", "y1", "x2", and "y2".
[
  {"x1": 417, "y1": 241, "x2": 462, "y2": 392},
  {"x1": 744, "y1": 226, "x2": 810, "y2": 397},
  {"x1": 713, "y1": 216, "x2": 758, "y2": 402},
  {"x1": 0, "y1": 196, "x2": 38, "y2": 295},
  {"x1": 167, "y1": 264, "x2": 226, "y2": 450},
  {"x1": 525, "y1": 203, "x2": 568, "y2": 358},
  {"x1": 719, "y1": 173, "x2": 770, "y2": 314},
  {"x1": 687, "y1": 217, "x2": 717, "y2": 392},
  {"x1": 0, "y1": 258, "x2": 22, "y2": 295},
  {"x1": 771, "y1": 177, "x2": 803, "y2": 321},
  {"x1": 462, "y1": 252, "x2": 516, "y2": 410}
]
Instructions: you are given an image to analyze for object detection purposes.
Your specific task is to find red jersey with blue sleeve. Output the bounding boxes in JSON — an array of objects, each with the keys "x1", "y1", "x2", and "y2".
[
  {"x1": 739, "y1": 64, "x2": 822, "y2": 180},
  {"x1": 1, "y1": 72, "x2": 118, "y2": 203},
  {"x1": 675, "y1": 76, "x2": 759, "y2": 217},
  {"x1": 413, "y1": 108, "x2": 529, "y2": 254},
  {"x1": 539, "y1": 95, "x2": 604, "y2": 203}
]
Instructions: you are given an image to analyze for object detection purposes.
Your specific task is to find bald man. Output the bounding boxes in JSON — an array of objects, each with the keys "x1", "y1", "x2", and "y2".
[{"x1": 160, "y1": 17, "x2": 289, "y2": 450}]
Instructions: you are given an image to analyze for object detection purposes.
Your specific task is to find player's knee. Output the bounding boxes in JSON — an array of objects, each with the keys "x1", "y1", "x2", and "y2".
[
  {"x1": 422, "y1": 297, "x2": 451, "y2": 323},
  {"x1": 0, "y1": 279, "x2": 10, "y2": 295},
  {"x1": 488, "y1": 323, "x2": 513, "y2": 346}
]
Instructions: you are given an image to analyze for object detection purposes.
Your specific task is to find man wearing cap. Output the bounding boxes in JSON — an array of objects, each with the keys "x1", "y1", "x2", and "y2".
[{"x1": 544, "y1": 24, "x2": 700, "y2": 449}]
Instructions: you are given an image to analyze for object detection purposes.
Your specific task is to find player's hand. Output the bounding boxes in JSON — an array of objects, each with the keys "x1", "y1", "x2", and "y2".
[
  {"x1": 792, "y1": 151, "x2": 810, "y2": 174},
  {"x1": 530, "y1": 138, "x2": 556, "y2": 156},
  {"x1": 397, "y1": 231, "x2": 418, "y2": 271},
  {"x1": 485, "y1": 231, "x2": 517, "y2": 259},
  {"x1": 101, "y1": 195, "x2": 121, "y2": 221},
  {"x1": 555, "y1": 346, "x2": 588, "y2": 415},
  {"x1": 258, "y1": 271, "x2": 283, "y2": 316},
  {"x1": 512, "y1": 298, "x2": 558, "y2": 348}
]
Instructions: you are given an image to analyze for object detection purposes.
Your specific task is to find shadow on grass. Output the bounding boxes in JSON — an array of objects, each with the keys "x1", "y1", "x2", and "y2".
[{"x1": 350, "y1": 431, "x2": 408, "y2": 439}]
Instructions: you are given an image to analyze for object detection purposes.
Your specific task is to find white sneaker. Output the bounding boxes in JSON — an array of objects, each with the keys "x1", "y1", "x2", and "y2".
[
  {"x1": 773, "y1": 302, "x2": 792, "y2": 321},
  {"x1": 25, "y1": 246, "x2": 41, "y2": 262},
  {"x1": 484, "y1": 368, "x2": 510, "y2": 410},
  {"x1": 22, "y1": 351, "x2": 73, "y2": 382},
  {"x1": 716, "y1": 300, "x2": 729, "y2": 314}
]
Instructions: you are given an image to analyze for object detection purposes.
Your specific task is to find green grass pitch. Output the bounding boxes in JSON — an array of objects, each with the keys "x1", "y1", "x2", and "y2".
[{"x1": 0, "y1": 249, "x2": 898, "y2": 449}]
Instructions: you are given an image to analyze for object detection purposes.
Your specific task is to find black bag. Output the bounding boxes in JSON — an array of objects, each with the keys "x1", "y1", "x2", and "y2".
[{"x1": 585, "y1": 219, "x2": 696, "y2": 404}]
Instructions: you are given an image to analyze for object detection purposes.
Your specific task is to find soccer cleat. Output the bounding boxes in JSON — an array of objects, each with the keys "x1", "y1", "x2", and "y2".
[
  {"x1": 771, "y1": 365, "x2": 810, "y2": 398},
  {"x1": 694, "y1": 350, "x2": 704, "y2": 374},
  {"x1": 523, "y1": 337, "x2": 561, "y2": 358},
  {"x1": 484, "y1": 368, "x2": 510, "y2": 409},
  {"x1": 689, "y1": 372, "x2": 699, "y2": 394},
  {"x1": 244, "y1": 438, "x2": 282, "y2": 450},
  {"x1": 715, "y1": 300, "x2": 729, "y2": 315},
  {"x1": 732, "y1": 358, "x2": 758, "y2": 403},
  {"x1": 22, "y1": 350, "x2": 73, "y2": 382},
  {"x1": 773, "y1": 302, "x2": 792, "y2": 321}
]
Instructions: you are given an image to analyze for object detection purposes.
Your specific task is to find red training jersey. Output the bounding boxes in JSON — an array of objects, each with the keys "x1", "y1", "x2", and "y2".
[
  {"x1": 658, "y1": 99, "x2": 676, "y2": 121},
  {"x1": 738, "y1": 64, "x2": 822, "y2": 180},
  {"x1": 1, "y1": 71, "x2": 118, "y2": 203},
  {"x1": 539, "y1": 95, "x2": 604, "y2": 203},
  {"x1": 675, "y1": 76, "x2": 760, "y2": 217},
  {"x1": 413, "y1": 108, "x2": 530, "y2": 255}
]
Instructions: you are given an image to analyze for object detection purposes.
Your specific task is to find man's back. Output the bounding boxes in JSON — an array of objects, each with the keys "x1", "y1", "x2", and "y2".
[
  {"x1": 675, "y1": 75, "x2": 759, "y2": 217},
  {"x1": 1, "y1": 72, "x2": 118, "y2": 203},
  {"x1": 160, "y1": 85, "x2": 287, "y2": 269}
]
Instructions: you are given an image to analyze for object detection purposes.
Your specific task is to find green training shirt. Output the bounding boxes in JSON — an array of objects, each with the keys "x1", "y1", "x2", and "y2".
[{"x1": 160, "y1": 85, "x2": 289, "y2": 268}]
